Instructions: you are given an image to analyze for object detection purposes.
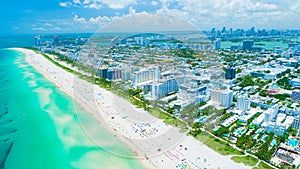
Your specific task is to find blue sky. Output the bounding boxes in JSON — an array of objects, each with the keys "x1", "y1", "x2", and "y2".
[{"x1": 1, "y1": 0, "x2": 300, "y2": 34}]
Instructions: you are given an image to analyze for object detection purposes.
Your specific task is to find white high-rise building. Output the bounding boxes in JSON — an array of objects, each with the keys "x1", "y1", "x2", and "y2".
[
  {"x1": 264, "y1": 111, "x2": 272, "y2": 123},
  {"x1": 132, "y1": 67, "x2": 160, "y2": 86},
  {"x1": 211, "y1": 89, "x2": 233, "y2": 109},
  {"x1": 264, "y1": 104, "x2": 279, "y2": 123},
  {"x1": 151, "y1": 79, "x2": 178, "y2": 99},
  {"x1": 214, "y1": 38, "x2": 221, "y2": 50},
  {"x1": 236, "y1": 92, "x2": 250, "y2": 111},
  {"x1": 178, "y1": 83, "x2": 207, "y2": 104}
]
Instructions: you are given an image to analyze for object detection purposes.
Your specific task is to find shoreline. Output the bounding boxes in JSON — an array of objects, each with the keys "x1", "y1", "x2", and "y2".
[
  {"x1": 12, "y1": 48, "x2": 157, "y2": 169},
  {"x1": 12, "y1": 48, "x2": 252, "y2": 169}
]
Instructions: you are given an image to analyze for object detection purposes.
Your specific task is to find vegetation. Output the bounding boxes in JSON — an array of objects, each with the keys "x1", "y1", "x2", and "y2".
[
  {"x1": 214, "y1": 126, "x2": 230, "y2": 137},
  {"x1": 273, "y1": 93, "x2": 290, "y2": 101},
  {"x1": 172, "y1": 48, "x2": 196, "y2": 59},
  {"x1": 253, "y1": 161, "x2": 274, "y2": 169},
  {"x1": 277, "y1": 77, "x2": 292, "y2": 89},
  {"x1": 255, "y1": 132, "x2": 275, "y2": 161},
  {"x1": 259, "y1": 90, "x2": 269, "y2": 97},
  {"x1": 148, "y1": 108, "x2": 187, "y2": 128},
  {"x1": 231, "y1": 155, "x2": 258, "y2": 167},
  {"x1": 189, "y1": 122, "x2": 202, "y2": 136},
  {"x1": 248, "y1": 112, "x2": 262, "y2": 124},
  {"x1": 237, "y1": 75, "x2": 255, "y2": 87},
  {"x1": 219, "y1": 112, "x2": 234, "y2": 122},
  {"x1": 236, "y1": 127, "x2": 258, "y2": 150},
  {"x1": 181, "y1": 102, "x2": 209, "y2": 125},
  {"x1": 195, "y1": 131, "x2": 243, "y2": 156}
]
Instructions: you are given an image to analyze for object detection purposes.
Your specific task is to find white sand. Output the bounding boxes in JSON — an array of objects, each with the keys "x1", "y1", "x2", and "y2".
[{"x1": 12, "y1": 48, "x2": 252, "y2": 169}]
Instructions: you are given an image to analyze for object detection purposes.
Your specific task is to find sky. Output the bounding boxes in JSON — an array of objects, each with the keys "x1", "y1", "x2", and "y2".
[{"x1": 1, "y1": 0, "x2": 300, "y2": 34}]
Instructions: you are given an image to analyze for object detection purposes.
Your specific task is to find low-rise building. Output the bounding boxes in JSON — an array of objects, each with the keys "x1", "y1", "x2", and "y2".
[{"x1": 291, "y1": 90, "x2": 300, "y2": 101}]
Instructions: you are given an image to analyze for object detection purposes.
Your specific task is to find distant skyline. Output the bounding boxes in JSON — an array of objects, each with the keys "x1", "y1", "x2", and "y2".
[{"x1": 2, "y1": 0, "x2": 300, "y2": 34}]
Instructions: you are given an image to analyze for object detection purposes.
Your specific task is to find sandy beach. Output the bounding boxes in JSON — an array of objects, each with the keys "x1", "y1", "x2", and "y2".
[{"x1": 12, "y1": 48, "x2": 252, "y2": 169}]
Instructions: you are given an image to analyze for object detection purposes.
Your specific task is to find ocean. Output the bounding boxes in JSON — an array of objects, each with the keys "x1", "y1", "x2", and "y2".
[{"x1": 0, "y1": 48, "x2": 146, "y2": 169}]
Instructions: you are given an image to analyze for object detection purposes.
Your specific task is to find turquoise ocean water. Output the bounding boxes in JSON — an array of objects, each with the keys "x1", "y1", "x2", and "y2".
[{"x1": 0, "y1": 49, "x2": 146, "y2": 169}]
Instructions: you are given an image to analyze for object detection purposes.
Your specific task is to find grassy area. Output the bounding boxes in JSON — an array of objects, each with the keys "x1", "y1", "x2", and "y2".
[
  {"x1": 149, "y1": 108, "x2": 187, "y2": 128},
  {"x1": 195, "y1": 131, "x2": 243, "y2": 156},
  {"x1": 253, "y1": 161, "x2": 274, "y2": 169},
  {"x1": 231, "y1": 155, "x2": 258, "y2": 167}
]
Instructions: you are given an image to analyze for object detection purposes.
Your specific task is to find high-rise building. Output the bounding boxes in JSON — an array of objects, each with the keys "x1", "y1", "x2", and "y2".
[
  {"x1": 243, "y1": 40, "x2": 254, "y2": 51},
  {"x1": 236, "y1": 92, "x2": 250, "y2": 111},
  {"x1": 96, "y1": 67, "x2": 108, "y2": 79},
  {"x1": 121, "y1": 69, "x2": 132, "y2": 82},
  {"x1": 178, "y1": 83, "x2": 207, "y2": 103},
  {"x1": 151, "y1": 79, "x2": 179, "y2": 99},
  {"x1": 213, "y1": 38, "x2": 221, "y2": 50},
  {"x1": 34, "y1": 35, "x2": 41, "y2": 47},
  {"x1": 225, "y1": 67, "x2": 236, "y2": 79},
  {"x1": 264, "y1": 104, "x2": 279, "y2": 123},
  {"x1": 211, "y1": 89, "x2": 233, "y2": 108},
  {"x1": 107, "y1": 67, "x2": 121, "y2": 81},
  {"x1": 132, "y1": 67, "x2": 160, "y2": 86}
]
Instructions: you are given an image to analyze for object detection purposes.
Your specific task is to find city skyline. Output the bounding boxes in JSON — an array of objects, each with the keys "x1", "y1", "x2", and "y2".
[{"x1": 2, "y1": 0, "x2": 300, "y2": 34}]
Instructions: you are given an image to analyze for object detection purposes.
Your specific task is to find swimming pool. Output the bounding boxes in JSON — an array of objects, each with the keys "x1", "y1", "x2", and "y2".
[
  {"x1": 237, "y1": 129, "x2": 244, "y2": 135},
  {"x1": 288, "y1": 139, "x2": 298, "y2": 147},
  {"x1": 270, "y1": 84, "x2": 280, "y2": 89},
  {"x1": 256, "y1": 129, "x2": 263, "y2": 134},
  {"x1": 271, "y1": 139, "x2": 277, "y2": 146}
]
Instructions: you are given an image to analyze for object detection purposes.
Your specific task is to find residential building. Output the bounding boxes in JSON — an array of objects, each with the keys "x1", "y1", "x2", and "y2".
[
  {"x1": 121, "y1": 68, "x2": 132, "y2": 82},
  {"x1": 291, "y1": 90, "x2": 300, "y2": 101},
  {"x1": 214, "y1": 38, "x2": 221, "y2": 50},
  {"x1": 292, "y1": 115, "x2": 300, "y2": 130},
  {"x1": 107, "y1": 67, "x2": 121, "y2": 81},
  {"x1": 264, "y1": 104, "x2": 279, "y2": 123},
  {"x1": 211, "y1": 89, "x2": 233, "y2": 108},
  {"x1": 264, "y1": 116, "x2": 294, "y2": 136},
  {"x1": 177, "y1": 82, "x2": 207, "y2": 105},
  {"x1": 236, "y1": 92, "x2": 250, "y2": 111},
  {"x1": 151, "y1": 78, "x2": 178, "y2": 99},
  {"x1": 291, "y1": 78, "x2": 300, "y2": 88},
  {"x1": 132, "y1": 67, "x2": 160, "y2": 86},
  {"x1": 96, "y1": 67, "x2": 108, "y2": 79},
  {"x1": 225, "y1": 66, "x2": 236, "y2": 79}
]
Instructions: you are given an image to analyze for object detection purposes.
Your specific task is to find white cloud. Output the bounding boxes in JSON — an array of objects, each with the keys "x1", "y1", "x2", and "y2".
[
  {"x1": 59, "y1": 1, "x2": 72, "y2": 7},
  {"x1": 129, "y1": 6, "x2": 136, "y2": 15},
  {"x1": 83, "y1": 0, "x2": 90, "y2": 4},
  {"x1": 73, "y1": 14, "x2": 86, "y2": 23},
  {"x1": 151, "y1": 1, "x2": 158, "y2": 6},
  {"x1": 73, "y1": 0, "x2": 80, "y2": 4},
  {"x1": 45, "y1": 23, "x2": 54, "y2": 27},
  {"x1": 52, "y1": 27, "x2": 62, "y2": 31},
  {"x1": 70, "y1": 14, "x2": 121, "y2": 31},
  {"x1": 59, "y1": 0, "x2": 137, "y2": 9},
  {"x1": 100, "y1": 12, "x2": 198, "y2": 32},
  {"x1": 56, "y1": 0, "x2": 300, "y2": 32},
  {"x1": 32, "y1": 27, "x2": 48, "y2": 31},
  {"x1": 87, "y1": 3, "x2": 102, "y2": 9},
  {"x1": 155, "y1": 0, "x2": 300, "y2": 29}
]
